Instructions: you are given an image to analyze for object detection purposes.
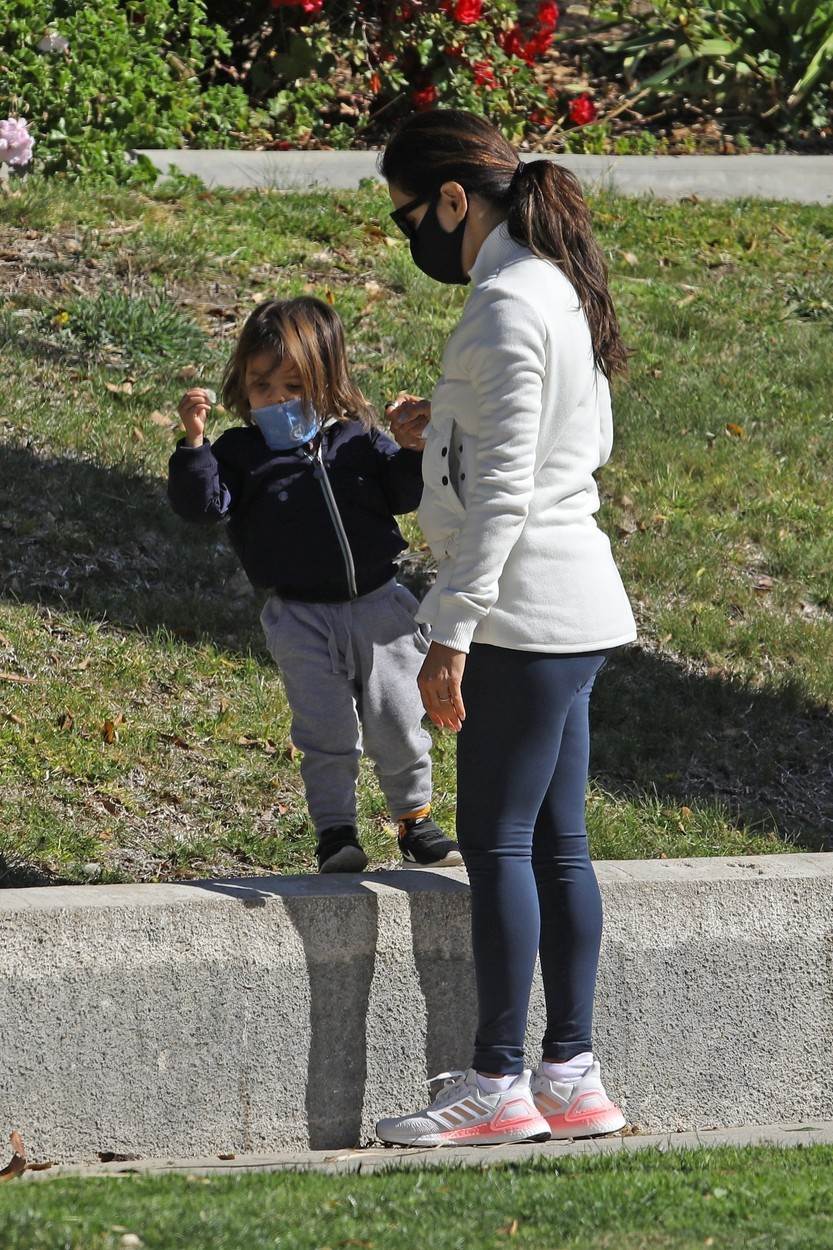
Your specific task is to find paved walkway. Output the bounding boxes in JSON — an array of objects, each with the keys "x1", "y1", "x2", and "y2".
[
  {"x1": 20, "y1": 1122, "x2": 833, "y2": 1182},
  {"x1": 131, "y1": 149, "x2": 833, "y2": 203}
]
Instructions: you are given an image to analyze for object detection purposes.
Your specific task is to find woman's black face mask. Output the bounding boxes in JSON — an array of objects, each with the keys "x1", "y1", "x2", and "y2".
[{"x1": 409, "y1": 195, "x2": 470, "y2": 286}]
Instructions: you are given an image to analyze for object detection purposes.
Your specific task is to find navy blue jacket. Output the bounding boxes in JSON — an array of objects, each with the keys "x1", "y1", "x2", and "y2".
[{"x1": 167, "y1": 419, "x2": 424, "y2": 602}]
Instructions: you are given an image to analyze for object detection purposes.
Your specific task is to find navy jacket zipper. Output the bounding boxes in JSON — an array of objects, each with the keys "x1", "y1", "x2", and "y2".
[{"x1": 309, "y1": 441, "x2": 358, "y2": 600}]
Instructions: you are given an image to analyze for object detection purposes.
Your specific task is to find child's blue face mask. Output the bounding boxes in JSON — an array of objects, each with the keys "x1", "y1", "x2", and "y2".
[{"x1": 251, "y1": 398, "x2": 321, "y2": 451}]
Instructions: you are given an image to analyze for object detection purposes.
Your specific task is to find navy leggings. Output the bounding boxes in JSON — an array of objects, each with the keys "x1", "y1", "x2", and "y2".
[{"x1": 456, "y1": 642, "x2": 609, "y2": 1075}]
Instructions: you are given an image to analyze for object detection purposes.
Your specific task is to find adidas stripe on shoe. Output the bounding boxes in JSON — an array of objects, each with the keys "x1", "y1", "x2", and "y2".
[{"x1": 376, "y1": 1069, "x2": 551, "y2": 1147}]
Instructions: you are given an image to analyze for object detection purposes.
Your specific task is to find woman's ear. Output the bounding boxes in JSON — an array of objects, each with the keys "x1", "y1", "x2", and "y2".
[{"x1": 438, "y1": 181, "x2": 469, "y2": 226}]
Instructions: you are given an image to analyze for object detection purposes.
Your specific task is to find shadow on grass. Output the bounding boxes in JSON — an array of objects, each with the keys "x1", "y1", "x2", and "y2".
[
  {"x1": 0, "y1": 440, "x2": 261, "y2": 656},
  {"x1": 1, "y1": 441, "x2": 831, "y2": 855}
]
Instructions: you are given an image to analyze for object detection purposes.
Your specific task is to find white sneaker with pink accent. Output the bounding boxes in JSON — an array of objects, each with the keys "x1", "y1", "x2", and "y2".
[
  {"x1": 375, "y1": 1069, "x2": 552, "y2": 1147},
  {"x1": 530, "y1": 1057, "x2": 626, "y2": 1139}
]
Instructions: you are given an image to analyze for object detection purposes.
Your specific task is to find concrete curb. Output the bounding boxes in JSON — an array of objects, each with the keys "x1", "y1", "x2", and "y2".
[
  {"x1": 2, "y1": 853, "x2": 833, "y2": 1164},
  {"x1": 19, "y1": 1121, "x2": 833, "y2": 1182},
  {"x1": 130, "y1": 149, "x2": 833, "y2": 203}
]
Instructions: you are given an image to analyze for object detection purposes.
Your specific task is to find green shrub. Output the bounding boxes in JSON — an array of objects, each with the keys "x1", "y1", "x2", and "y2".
[
  {"x1": 0, "y1": 0, "x2": 252, "y2": 179},
  {"x1": 597, "y1": 0, "x2": 833, "y2": 137}
]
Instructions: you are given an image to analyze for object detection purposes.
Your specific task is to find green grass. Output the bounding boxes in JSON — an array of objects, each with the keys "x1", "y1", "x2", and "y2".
[
  {"x1": 1, "y1": 175, "x2": 832, "y2": 884},
  {"x1": 3, "y1": 1147, "x2": 833, "y2": 1249}
]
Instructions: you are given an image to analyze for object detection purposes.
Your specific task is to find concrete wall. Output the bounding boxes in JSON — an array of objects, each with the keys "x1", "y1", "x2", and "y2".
[
  {"x1": 129, "y1": 149, "x2": 833, "y2": 203},
  {"x1": 1, "y1": 853, "x2": 832, "y2": 1163}
]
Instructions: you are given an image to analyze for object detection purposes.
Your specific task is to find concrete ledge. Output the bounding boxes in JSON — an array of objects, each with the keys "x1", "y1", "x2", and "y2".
[
  {"x1": 130, "y1": 149, "x2": 833, "y2": 203},
  {"x1": 20, "y1": 1121, "x2": 833, "y2": 1181},
  {"x1": 2, "y1": 853, "x2": 833, "y2": 1164}
]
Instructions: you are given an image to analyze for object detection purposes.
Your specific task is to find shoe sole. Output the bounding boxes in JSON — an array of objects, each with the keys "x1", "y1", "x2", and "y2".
[
  {"x1": 542, "y1": 1107, "x2": 627, "y2": 1140},
  {"x1": 400, "y1": 850, "x2": 464, "y2": 869},
  {"x1": 319, "y1": 845, "x2": 368, "y2": 874},
  {"x1": 378, "y1": 1126, "x2": 551, "y2": 1148}
]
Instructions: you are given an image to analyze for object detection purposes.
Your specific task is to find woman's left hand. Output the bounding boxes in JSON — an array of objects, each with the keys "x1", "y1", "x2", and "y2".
[{"x1": 418, "y1": 641, "x2": 467, "y2": 732}]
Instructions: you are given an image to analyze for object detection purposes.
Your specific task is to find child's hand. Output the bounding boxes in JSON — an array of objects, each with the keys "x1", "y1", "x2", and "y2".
[
  {"x1": 178, "y1": 388, "x2": 215, "y2": 448},
  {"x1": 386, "y1": 393, "x2": 430, "y2": 452}
]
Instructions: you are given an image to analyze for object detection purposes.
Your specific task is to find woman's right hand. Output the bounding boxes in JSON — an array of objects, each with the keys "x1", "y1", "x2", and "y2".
[
  {"x1": 386, "y1": 392, "x2": 431, "y2": 452},
  {"x1": 178, "y1": 388, "x2": 214, "y2": 448}
]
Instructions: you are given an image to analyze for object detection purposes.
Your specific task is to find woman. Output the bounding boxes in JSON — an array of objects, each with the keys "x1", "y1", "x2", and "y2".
[{"x1": 375, "y1": 110, "x2": 637, "y2": 1148}]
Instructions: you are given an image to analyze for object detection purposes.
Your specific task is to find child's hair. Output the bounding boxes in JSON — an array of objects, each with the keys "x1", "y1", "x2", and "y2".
[
  {"x1": 380, "y1": 109, "x2": 628, "y2": 380},
  {"x1": 221, "y1": 296, "x2": 374, "y2": 426}
]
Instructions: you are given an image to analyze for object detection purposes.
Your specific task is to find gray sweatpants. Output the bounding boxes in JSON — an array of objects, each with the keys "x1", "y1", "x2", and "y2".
[{"x1": 260, "y1": 579, "x2": 433, "y2": 834}]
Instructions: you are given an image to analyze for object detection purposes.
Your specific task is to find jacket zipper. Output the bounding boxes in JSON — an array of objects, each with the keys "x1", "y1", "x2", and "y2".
[{"x1": 310, "y1": 442, "x2": 358, "y2": 600}]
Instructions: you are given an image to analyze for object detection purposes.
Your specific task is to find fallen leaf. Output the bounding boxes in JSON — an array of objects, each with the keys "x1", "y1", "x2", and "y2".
[
  {"x1": 119, "y1": 1235, "x2": 143, "y2": 1248},
  {"x1": 131, "y1": 426, "x2": 145, "y2": 443},
  {"x1": 499, "y1": 1219, "x2": 520, "y2": 1237},
  {"x1": 218, "y1": 1152, "x2": 236, "y2": 1160},
  {"x1": 284, "y1": 741, "x2": 300, "y2": 762},
  {"x1": 74, "y1": 656, "x2": 91, "y2": 671},
  {"x1": 0, "y1": 1131, "x2": 26, "y2": 1181},
  {"x1": 754, "y1": 575, "x2": 774, "y2": 593},
  {"x1": 680, "y1": 806, "x2": 693, "y2": 819},
  {"x1": 179, "y1": 365, "x2": 198, "y2": 381},
  {"x1": 621, "y1": 250, "x2": 638, "y2": 266},
  {"x1": 97, "y1": 1151, "x2": 141, "y2": 1163},
  {"x1": 104, "y1": 381, "x2": 134, "y2": 396},
  {"x1": 0, "y1": 672, "x2": 33, "y2": 684},
  {"x1": 325, "y1": 289, "x2": 336, "y2": 306},
  {"x1": 26, "y1": 1160, "x2": 55, "y2": 1171},
  {"x1": 102, "y1": 719, "x2": 117, "y2": 744},
  {"x1": 57, "y1": 711, "x2": 74, "y2": 731},
  {"x1": 160, "y1": 733, "x2": 191, "y2": 750},
  {"x1": 725, "y1": 423, "x2": 744, "y2": 438},
  {"x1": 149, "y1": 410, "x2": 175, "y2": 428}
]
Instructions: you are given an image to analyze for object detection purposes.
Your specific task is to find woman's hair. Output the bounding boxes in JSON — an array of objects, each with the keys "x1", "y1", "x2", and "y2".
[
  {"x1": 221, "y1": 296, "x2": 374, "y2": 426},
  {"x1": 380, "y1": 110, "x2": 628, "y2": 379}
]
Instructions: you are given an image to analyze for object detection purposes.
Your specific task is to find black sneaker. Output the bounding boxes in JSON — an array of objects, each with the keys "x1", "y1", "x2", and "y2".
[
  {"x1": 316, "y1": 825, "x2": 368, "y2": 874},
  {"x1": 398, "y1": 815, "x2": 463, "y2": 868}
]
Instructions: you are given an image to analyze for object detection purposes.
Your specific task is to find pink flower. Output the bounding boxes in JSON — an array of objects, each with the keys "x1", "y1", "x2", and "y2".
[
  {"x1": 299, "y1": 0, "x2": 324, "y2": 13},
  {"x1": 0, "y1": 118, "x2": 34, "y2": 168},
  {"x1": 411, "y1": 83, "x2": 438, "y2": 110},
  {"x1": 473, "y1": 60, "x2": 496, "y2": 89},
  {"x1": 569, "y1": 93, "x2": 597, "y2": 125}
]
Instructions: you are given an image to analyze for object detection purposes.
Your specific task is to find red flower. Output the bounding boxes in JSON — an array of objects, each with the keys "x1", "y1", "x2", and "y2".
[
  {"x1": 370, "y1": 71, "x2": 382, "y2": 93},
  {"x1": 537, "y1": 1, "x2": 559, "y2": 30},
  {"x1": 299, "y1": 0, "x2": 324, "y2": 12},
  {"x1": 411, "y1": 83, "x2": 438, "y2": 110},
  {"x1": 530, "y1": 108, "x2": 554, "y2": 126},
  {"x1": 444, "y1": 44, "x2": 465, "y2": 59},
  {"x1": 498, "y1": 24, "x2": 524, "y2": 56},
  {"x1": 453, "y1": 0, "x2": 482, "y2": 24},
  {"x1": 569, "y1": 93, "x2": 597, "y2": 125},
  {"x1": 473, "y1": 60, "x2": 496, "y2": 89},
  {"x1": 524, "y1": 29, "x2": 552, "y2": 60}
]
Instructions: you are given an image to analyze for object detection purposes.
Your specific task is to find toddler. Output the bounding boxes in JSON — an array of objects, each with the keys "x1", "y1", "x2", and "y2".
[{"x1": 168, "y1": 296, "x2": 461, "y2": 873}]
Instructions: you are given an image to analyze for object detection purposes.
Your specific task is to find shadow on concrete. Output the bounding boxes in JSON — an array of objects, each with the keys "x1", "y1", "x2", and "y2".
[{"x1": 189, "y1": 872, "x2": 474, "y2": 1147}]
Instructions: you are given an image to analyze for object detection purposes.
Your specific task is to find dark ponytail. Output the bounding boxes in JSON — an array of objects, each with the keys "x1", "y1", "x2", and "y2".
[{"x1": 380, "y1": 109, "x2": 628, "y2": 379}]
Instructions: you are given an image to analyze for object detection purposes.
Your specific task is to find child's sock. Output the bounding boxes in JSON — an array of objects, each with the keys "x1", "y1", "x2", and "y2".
[
  {"x1": 540, "y1": 1051, "x2": 594, "y2": 1085},
  {"x1": 397, "y1": 803, "x2": 431, "y2": 837},
  {"x1": 475, "y1": 1072, "x2": 515, "y2": 1094}
]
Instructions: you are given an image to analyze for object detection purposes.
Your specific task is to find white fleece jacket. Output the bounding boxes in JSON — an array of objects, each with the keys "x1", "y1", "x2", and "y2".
[{"x1": 416, "y1": 222, "x2": 637, "y2": 655}]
